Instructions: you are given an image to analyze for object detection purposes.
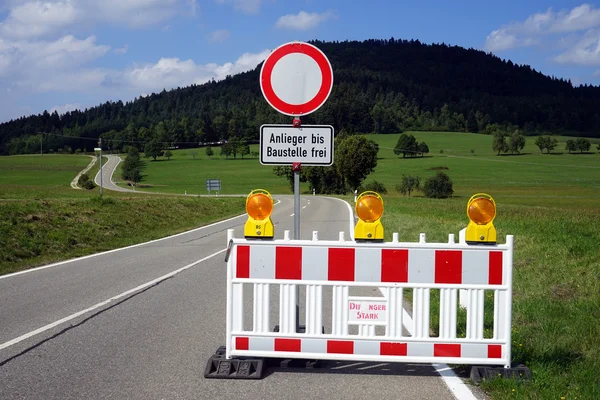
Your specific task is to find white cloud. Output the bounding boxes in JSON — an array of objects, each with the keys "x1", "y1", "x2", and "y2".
[
  {"x1": 0, "y1": 1, "x2": 79, "y2": 39},
  {"x1": 275, "y1": 10, "x2": 335, "y2": 31},
  {"x1": 215, "y1": 0, "x2": 263, "y2": 14},
  {"x1": 0, "y1": 35, "x2": 110, "y2": 78},
  {"x1": 114, "y1": 44, "x2": 128, "y2": 54},
  {"x1": 554, "y1": 30, "x2": 600, "y2": 65},
  {"x1": 0, "y1": 0, "x2": 192, "y2": 39},
  {"x1": 50, "y1": 102, "x2": 82, "y2": 114},
  {"x1": 485, "y1": 3, "x2": 600, "y2": 52},
  {"x1": 121, "y1": 49, "x2": 270, "y2": 91},
  {"x1": 207, "y1": 29, "x2": 231, "y2": 43}
]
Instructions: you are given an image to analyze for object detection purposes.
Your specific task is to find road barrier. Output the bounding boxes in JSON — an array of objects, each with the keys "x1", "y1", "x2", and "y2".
[{"x1": 205, "y1": 227, "x2": 515, "y2": 379}]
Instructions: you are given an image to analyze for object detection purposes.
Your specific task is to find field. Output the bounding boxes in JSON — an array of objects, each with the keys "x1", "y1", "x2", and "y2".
[
  {"x1": 0, "y1": 154, "x2": 246, "y2": 274},
  {"x1": 1, "y1": 132, "x2": 599, "y2": 399},
  {"x1": 118, "y1": 132, "x2": 600, "y2": 210}
]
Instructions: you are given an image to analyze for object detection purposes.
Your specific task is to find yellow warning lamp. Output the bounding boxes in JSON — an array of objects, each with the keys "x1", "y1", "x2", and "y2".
[
  {"x1": 354, "y1": 191, "x2": 384, "y2": 241},
  {"x1": 466, "y1": 193, "x2": 497, "y2": 244},
  {"x1": 244, "y1": 189, "x2": 274, "y2": 239}
]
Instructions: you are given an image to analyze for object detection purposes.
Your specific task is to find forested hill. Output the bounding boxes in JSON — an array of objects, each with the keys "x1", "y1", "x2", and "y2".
[{"x1": 2, "y1": 38, "x2": 600, "y2": 154}]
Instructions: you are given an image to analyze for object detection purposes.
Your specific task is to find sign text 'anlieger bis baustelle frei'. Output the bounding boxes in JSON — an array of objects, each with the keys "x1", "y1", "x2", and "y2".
[{"x1": 260, "y1": 125, "x2": 334, "y2": 166}]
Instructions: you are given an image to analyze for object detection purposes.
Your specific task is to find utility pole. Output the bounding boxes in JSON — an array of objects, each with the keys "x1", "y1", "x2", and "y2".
[{"x1": 99, "y1": 138, "x2": 103, "y2": 197}]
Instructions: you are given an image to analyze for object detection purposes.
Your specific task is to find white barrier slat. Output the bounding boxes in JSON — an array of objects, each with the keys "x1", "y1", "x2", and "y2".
[
  {"x1": 439, "y1": 288, "x2": 457, "y2": 339},
  {"x1": 279, "y1": 284, "x2": 296, "y2": 334},
  {"x1": 466, "y1": 289, "x2": 484, "y2": 340},
  {"x1": 413, "y1": 288, "x2": 430, "y2": 338},
  {"x1": 253, "y1": 283, "x2": 269, "y2": 333},
  {"x1": 305, "y1": 284, "x2": 323, "y2": 335},
  {"x1": 387, "y1": 287, "x2": 403, "y2": 337}
]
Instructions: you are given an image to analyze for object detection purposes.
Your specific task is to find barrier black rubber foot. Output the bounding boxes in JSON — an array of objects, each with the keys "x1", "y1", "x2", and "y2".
[
  {"x1": 470, "y1": 365, "x2": 531, "y2": 385},
  {"x1": 204, "y1": 349, "x2": 266, "y2": 379}
]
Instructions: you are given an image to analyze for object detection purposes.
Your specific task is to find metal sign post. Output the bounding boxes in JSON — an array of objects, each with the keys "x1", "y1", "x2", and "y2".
[
  {"x1": 258, "y1": 41, "x2": 335, "y2": 333},
  {"x1": 98, "y1": 139, "x2": 103, "y2": 197}
]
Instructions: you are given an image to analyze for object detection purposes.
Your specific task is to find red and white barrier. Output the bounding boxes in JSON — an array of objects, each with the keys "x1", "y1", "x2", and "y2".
[{"x1": 225, "y1": 229, "x2": 514, "y2": 368}]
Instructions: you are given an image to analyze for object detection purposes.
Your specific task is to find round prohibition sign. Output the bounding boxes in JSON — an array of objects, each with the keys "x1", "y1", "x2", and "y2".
[{"x1": 260, "y1": 41, "x2": 333, "y2": 116}]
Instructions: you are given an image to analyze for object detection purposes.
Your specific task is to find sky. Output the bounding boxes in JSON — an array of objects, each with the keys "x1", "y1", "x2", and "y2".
[{"x1": 1, "y1": 0, "x2": 599, "y2": 123}]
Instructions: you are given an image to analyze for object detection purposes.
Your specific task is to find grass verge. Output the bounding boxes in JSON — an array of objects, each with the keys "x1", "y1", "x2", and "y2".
[
  {"x1": 0, "y1": 195, "x2": 245, "y2": 275},
  {"x1": 381, "y1": 196, "x2": 600, "y2": 399}
]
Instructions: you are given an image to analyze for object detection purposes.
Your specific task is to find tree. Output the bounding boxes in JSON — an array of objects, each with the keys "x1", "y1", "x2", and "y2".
[
  {"x1": 534, "y1": 136, "x2": 548, "y2": 153},
  {"x1": 423, "y1": 172, "x2": 453, "y2": 199},
  {"x1": 191, "y1": 151, "x2": 198, "y2": 159},
  {"x1": 417, "y1": 142, "x2": 429, "y2": 157},
  {"x1": 565, "y1": 139, "x2": 577, "y2": 154},
  {"x1": 396, "y1": 175, "x2": 420, "y2": 197},
  {"x1": 394, "y1": 133, "x2": 417, "y2": 158},
  {"x1": 164, "y1": 150, "x2": 173, "y2": 160},
  {"x1": 239, "y1": 142, "x2": 250, "y2": 159},
  {"x1": 121, "y1": 147, "x2": 144, "y2": 187},
  {"x1": 220, "y1": 143, "x2": 232, "y2": 158},
  {"x1": 493, "y1": 131, "x2": 508, "y2": 155},
  {"x1": 597, "y1": 143, "x2": 600, "y2": 151},
  {"x1": 535, "y1": 136, "x2": 558, "y2": 154},
  {"x1": 205, "y1": 146, "x2": 213, "y2": 158},
  {"x1": 335, "y1": 135, "x2": 379, "y2": 190},
  {"x1": 363, "y1": 180, "x2": 387, "y2": 194},
  {"x1": 144, "y1": 138, "x2": 163, "y2": 160},
  {"x1": 508, "y1": 130, "x2": 526, "y2": 154},
  {"x1": 575, "y1": 138, "x2": 591, "y2": 153}
]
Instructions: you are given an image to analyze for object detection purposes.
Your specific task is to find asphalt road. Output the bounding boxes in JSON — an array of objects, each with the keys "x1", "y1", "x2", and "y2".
[
  {"x1": 0, "y1": 160, "x2": 484, "y2": 399},
  {"x1": 94, "y1": 155, "x2": 133, "y2": 192}
]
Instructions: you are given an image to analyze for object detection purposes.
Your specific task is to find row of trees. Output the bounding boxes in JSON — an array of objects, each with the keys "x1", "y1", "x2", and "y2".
[
  {"x1": 393, "y1": 133, "x2": 430, "y2": 157},
  {"x1": 565, "y1": 138, "x2": 593, "y2": 154},
  {"x1": 492, "y1": 130, "x2": 526, "y2": 155}
]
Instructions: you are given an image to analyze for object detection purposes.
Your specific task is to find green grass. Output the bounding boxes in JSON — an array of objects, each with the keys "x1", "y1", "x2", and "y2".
[
  {"x1": 0, "y1": 154, "x2": 95, "y2": 199},
  {"x1": 115, "y1": 147, "x2": 310, "y2": 195},
  {"x1": 0, "y1": 195, "x2": 245, "y2": 275}
]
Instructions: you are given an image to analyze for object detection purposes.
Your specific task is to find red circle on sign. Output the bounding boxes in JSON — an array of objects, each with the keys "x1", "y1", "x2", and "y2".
[{"x1": 260, "y1": 42, "x2": 333, "y2": 116}]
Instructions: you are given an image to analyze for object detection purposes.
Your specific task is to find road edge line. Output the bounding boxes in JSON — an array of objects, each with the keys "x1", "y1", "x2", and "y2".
[
  {"x1": 0, "y1": 248, "x2": 227, "y2": 351},
  {"x1": 401, "y1": 310, "x2": 478, "y2": 400}
]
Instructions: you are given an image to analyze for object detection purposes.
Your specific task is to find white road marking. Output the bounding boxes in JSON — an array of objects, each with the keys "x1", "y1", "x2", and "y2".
[
  {"x1": 357, "y1": 363, "x2": 389, "y2": 370},
  {"x1": 0, "y1": 248, "x2": 227, "y2": 352},
  {"x1": 402, "y1": 308, "x2": 477, "y2": 400},
  {"x1": 0, "y1": 213, "x2": 247, "y2": 281},
  {"x1": 328, "y1": 196, "x2": 355, "y2": 240}
]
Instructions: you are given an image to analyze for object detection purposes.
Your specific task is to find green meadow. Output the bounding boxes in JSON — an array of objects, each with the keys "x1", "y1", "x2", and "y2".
[
  {"x1": 121, "y1": 132, "x2": 600, "y2": 210},
  {"x1": 1, "y1": 132, "x2": 599, "y2": 399}
]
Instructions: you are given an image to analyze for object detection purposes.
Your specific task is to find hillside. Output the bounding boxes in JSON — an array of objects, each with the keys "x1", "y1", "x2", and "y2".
[{"x1": 2, "y1": 38, "x2": 600, "y2": 155}]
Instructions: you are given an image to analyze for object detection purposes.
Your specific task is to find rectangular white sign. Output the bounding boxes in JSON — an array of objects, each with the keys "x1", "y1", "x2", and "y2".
[
  {"x1": 347, "y1": 297, "x2": 388, "y2": 325},
  {"x1": 260, "y1": 124, "x2": 334, "y2": 166}
]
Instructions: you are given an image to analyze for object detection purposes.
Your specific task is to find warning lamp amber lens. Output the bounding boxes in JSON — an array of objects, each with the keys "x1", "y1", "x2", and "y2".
[
  {"x1": 246, "y1": 193, "x2": 273, "y2": 220},
  {"x1": 356, "y1": 195, "x2": 384, "y2": 223},
  {"x1": 468, "y1": 198, "x2": 495, "y2": 225}
]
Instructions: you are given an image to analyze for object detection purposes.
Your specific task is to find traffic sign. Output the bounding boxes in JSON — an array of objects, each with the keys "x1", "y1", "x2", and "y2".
[
  {"x1": 260, "y1": 124, "x2": 334, "y2": 166},
  {"x1": 206, "y1": 179, "x2": 221, "y2": 191},
  {"x1": 260, "y1": 42, "x2": 333, "y2": 116}
]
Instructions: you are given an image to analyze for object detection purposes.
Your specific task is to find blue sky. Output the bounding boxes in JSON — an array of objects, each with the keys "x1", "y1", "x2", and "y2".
[{"x1": 0, "y1": 0, "x2": 599, "y2": 123}]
